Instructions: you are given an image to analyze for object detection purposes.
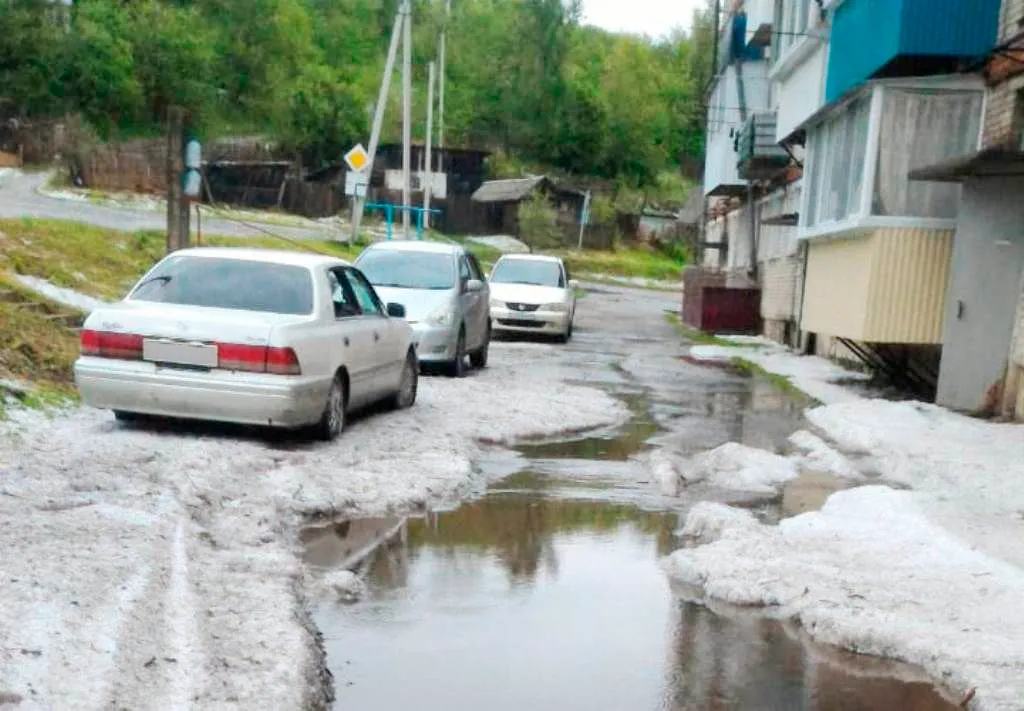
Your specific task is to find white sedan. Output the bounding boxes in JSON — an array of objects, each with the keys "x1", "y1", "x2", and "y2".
[
  {"x1": 488, "y1": 254, "x2": 578, "y2": 342},
  {"x1": 75, "y1": 247, "x2": 418, "y2": 440}
]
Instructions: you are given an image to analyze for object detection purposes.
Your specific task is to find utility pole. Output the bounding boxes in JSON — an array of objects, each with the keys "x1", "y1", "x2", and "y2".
[
  {"x1": 401, "y1": 0, "x2": 413, "y2": 239},
  {"x1": 437, "y1": 0, "x2": 450, "y2": 174},
  {"x1": 349, "y1": 3, "x2": 406, "y2": 244},
  {"x1": 423, "y1": 61, "x2": 435, "y2": 231},
  {"x1": 165, "y1": 106, "x2": 188, "y2": 253}
]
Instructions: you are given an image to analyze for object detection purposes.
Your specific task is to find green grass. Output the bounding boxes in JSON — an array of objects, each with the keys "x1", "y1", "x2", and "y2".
[
  {"x1": 453, "y1": 235, "x2": 685, "y2": 282},
  {"x1": 556, "y1": 247, "x2": 684, "y2": 281},
  {"x1": 0, "y1": 272, "x2": 81, "y2": 393},
  {"x1": 0, "y1": 218, "x2": 166, "y2": 301},
  {"x1": 663, "y1": 312, "x2": 747, "y2": 347},
  {"x1": 0, "y1": 218, "x2": 366, "y2": 303},
  {"x1": 730, "y1": 357, "x2": 820, "y2": 407}
]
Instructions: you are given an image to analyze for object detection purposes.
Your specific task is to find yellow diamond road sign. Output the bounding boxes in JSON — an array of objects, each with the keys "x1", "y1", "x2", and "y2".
[{"x1": 344, "y1": 144, "x2": 369, "y2": 172}]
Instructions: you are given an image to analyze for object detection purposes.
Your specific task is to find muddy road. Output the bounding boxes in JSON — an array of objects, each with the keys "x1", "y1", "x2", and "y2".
[{"x1": 305, "y1": 284, "x2": 959, "y2": 711}]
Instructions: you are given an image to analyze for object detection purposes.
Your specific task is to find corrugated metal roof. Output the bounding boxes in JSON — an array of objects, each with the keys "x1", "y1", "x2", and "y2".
[{"x1": 471, "y1": 176, "x2": 549, "y2": 203}]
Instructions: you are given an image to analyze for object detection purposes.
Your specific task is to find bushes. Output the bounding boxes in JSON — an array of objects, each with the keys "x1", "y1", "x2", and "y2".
[{"x1": 517, "y1": 193, "x2": 563, "y2": 251}]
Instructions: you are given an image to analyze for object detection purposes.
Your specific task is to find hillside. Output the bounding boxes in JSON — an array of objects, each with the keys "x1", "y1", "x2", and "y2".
[{"x1": 0, "y1": 0, "x2": 713, "y2": 190}]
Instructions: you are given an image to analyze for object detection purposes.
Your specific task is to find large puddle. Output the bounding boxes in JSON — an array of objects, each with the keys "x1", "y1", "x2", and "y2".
[{"x1": 307, "y1": 364, "x2": 958, "y2": 710}]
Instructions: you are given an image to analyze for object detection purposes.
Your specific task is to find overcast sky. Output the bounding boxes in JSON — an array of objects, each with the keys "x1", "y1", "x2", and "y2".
[{"x1": 580, "y1": 0, "x2": 705, "y2": 38}]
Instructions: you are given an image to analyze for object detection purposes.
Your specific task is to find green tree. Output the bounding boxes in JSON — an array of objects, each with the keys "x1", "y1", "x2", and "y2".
[
  {"x1": 127, "y1": 0, "x2": 220, "y2": 125},
  {"x1": 59, "y1": 0, "x2": 142, "y2": 136},
  {"x1": 279, "y1": 63, "x2": 368, "y2": 168},
  {"x1": 0, "y1": 0, "x2": 66, "y2": 118}
]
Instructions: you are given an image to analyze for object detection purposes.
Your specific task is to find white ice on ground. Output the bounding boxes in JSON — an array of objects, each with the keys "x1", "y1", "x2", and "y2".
[
  {"x1": 465, "y1": 235, "x2": 530, "y2": 254},
  {"x1": 680, "y1": 441, "x2": 799, "y2": 494},
  {"x1": 786, "y1": 429, "x2": 862, "y2": 479},
  {"x1": 669, "y1": 397, "x2": 1024, "y2": 711},
  {"x1": 669, "y1": 486, "x2": 1024, "y2": 711},
  {"x1": 0, "y1": 343, "x2": 626, "y2": 710},
  {"x1": 11, "y1": 273, "x2": 108, "y2": 313},
  {"x1": 689, "y1": 337, "x2": 868, "y2": 406},
  {"x1": 646, "y1": 448, "x2": 682, "y2": 496}
]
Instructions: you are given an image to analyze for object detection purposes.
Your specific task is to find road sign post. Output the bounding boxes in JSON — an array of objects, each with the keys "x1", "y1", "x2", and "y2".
[{"x1": 577, "y1": 190, "x2": 592, "y2": 250}]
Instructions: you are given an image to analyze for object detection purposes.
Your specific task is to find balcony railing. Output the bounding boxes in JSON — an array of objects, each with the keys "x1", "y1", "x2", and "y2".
[{"x1": 736, "y1": 112, "x2": 790, "y2": 180}]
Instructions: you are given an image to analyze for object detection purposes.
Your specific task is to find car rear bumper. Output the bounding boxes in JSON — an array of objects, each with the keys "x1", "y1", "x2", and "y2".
[
  {"x1": 74, "y1": 357, "x2": 331, "y2": 428},
  {"x1": 410, "y1": 323, "x2": 457, "y2": 363},
  {"x1": 491, "y1": 307, "x2": 570, "y2": 335}
]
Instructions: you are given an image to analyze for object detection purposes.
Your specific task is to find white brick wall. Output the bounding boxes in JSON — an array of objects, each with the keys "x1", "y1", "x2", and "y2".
[{"x1": 761, "y1": 255, "x2": 804, "y2": 321}]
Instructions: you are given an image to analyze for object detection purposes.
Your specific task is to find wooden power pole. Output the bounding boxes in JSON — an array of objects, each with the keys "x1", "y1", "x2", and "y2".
[{"x1": 166, "y1": 106, "x2": 190, "y2": 253}]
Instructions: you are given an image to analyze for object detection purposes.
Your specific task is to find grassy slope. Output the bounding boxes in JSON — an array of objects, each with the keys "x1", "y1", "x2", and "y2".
[
  {"x1": 0, "y1": 219, "x2": 364, "y2": 395},
  {"x1": 0, "y1": 272, "x2": 80, "y2": 391}
]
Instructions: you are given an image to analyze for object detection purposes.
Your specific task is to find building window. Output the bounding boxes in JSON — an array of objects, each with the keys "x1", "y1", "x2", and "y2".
[
  {"x1": 805, "y1": 95, "x2": 871, "y2": 228},
  {"x1": 872, "y1": 89, "x2": 982, "y2": 218},
  {"x1": 1012, "y1": 89, "x2": 1024, "y2": 150},
  {"x1": 776, "y1": 0, "x2": 811, "y2": 60}
]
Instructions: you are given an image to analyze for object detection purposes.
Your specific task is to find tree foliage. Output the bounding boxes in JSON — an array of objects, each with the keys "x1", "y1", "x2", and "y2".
[{"x1": 0, "y1": 0, "x2": 713, "y2": 179}]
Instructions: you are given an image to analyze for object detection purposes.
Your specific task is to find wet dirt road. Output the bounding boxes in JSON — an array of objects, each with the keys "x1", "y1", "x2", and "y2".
[{"x1": 307, "y1": 284, "x2": 959, "y2": 710}]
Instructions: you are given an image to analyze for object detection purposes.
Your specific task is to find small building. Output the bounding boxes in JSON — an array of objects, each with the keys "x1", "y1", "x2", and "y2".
[{"x1": 470, "y1": 176, "x2": 587, "y2": 242}]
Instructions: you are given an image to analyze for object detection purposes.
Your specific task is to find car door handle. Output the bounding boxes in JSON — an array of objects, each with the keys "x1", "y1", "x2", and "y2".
[
  {"x1": 344, "y1": 337, "x2": 350, "y2": 347},
  {"x1": 373, "y1": 332, "x2": 380, "y2": 342}
]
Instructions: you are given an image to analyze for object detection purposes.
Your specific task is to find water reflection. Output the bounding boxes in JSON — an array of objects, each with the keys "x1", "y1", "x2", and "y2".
[
  {"x1": 312, "y1": 495, "x2": 956, "y2": 711},
  {"x1": 667, "y1": 603, "x2": 956, "y2": 710}
]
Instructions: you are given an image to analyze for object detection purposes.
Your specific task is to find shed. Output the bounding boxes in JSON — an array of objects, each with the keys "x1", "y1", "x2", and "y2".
[{"x1": 471, "y1": 176, "x2": 587, "y2": 238}]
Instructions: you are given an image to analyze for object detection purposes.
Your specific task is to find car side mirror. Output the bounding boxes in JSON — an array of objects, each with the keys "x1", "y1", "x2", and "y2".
[
  {"x1": 465, "y1": 278, "x2": 484, "y2": 293},
  {"x1": 569, "y1": 279, "x2": 579, "y2": 289},
  {"x1": 386, "y1": 302, "x2": 406, "y2": 318}
]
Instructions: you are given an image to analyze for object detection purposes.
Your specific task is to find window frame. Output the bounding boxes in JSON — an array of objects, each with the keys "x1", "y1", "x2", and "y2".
[
  {"x1": 798, "y1": 78, "x2": 984, "y2": 241},
  {"x1": 343, "y1": 267, "x2": 386, "y2": 317},
  {"x1": 326, "y1": 266, "x2": 362, "y2": 320}
]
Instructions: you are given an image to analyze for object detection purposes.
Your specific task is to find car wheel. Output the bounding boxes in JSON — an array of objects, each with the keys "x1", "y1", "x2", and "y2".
[
  {"x1": 316, "y1": 375, "x2": 347, "y2": 441},
  {"x1": 470, "y1": 326, "x2": 490, "y2": 369},
  {"x1": 391, "y1": 351, "x2": 418, "y2": 409},
  {"x1": 448, "y1": 328, "x2": 466, "y2": 378}
]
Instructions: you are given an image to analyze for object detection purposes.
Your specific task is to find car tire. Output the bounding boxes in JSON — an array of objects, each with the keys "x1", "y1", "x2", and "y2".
[
  {"x1": 447, "y1": 328, "x2": 467, "y2": 378},
  {"x1": 470, "y1": 326, "x2": 490, "y2": 369},
  {"x1": 315, "y1": 375, "x2": 347, "y2": 441},
  {"x1": 558, "y1": 319, "x2": 573, "y2": 344},
  {"x1": 113, "y1": 410, "x2": 139, "y2": 423},
  {"x1": 389, "y1": 351, "x2": 419, "y2": 409}
]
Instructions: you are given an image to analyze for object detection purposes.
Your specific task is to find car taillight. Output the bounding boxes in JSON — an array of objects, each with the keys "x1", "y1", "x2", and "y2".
[
  {"x1": 216, "y1": 343, "x2": 301, "y2": 376},
  {"x1": 266, "y1": 347, "x2": 302, "y2": 375},
  {"x1": 80, "y1": 330, "x2": 143, "y2": 360}
]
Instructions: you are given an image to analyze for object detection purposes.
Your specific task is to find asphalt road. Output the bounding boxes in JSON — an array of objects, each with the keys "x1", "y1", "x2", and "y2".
[{"x1": 0, "y1": 169, "x2": 340, "y2": 241}]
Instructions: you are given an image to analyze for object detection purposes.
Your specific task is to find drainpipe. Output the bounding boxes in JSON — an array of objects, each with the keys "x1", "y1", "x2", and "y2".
[
  {"x1": 710, "y1": 0, "x2": 721, "y2": 91},
  {"x1": 796, "y1": 239, "x2": 810, "y2": 352},
  {"x1": 747, "y1": 182, "x2": 758, "y2": 284}
]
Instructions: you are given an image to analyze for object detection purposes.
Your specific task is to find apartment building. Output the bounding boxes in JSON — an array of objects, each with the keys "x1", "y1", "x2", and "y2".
[{"x1": 698, "y1": 0, "x2": 1005, "y2": 401}]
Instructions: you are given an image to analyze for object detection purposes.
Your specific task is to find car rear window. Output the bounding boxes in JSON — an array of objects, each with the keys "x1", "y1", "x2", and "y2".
[
  {"x1": 355, "y1": 249, "x2": 455, "y2": 290},
  {"x1": 130, "y1": 256, "x2": 315, "y2": 315}
]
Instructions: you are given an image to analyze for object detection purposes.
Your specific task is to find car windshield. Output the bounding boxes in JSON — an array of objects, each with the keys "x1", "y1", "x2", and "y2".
[
  {"x1": 355, "y1": 250, "x2": 455, "y2": 290},
  {"x1": 129, "y1": 256, "x2": 314, "y2": 315},
  {"x1": 489, "y1": 259, "x2": 564, "y2": 287}
]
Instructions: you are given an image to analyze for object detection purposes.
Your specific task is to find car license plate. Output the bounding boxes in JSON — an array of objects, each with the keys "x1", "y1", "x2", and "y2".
[
  {"x1": 143, "y1": 339, "x2": 218, "y2": 368},
  {"x1": 511, "y1": 313, "x2": 538, "y2": 322}
]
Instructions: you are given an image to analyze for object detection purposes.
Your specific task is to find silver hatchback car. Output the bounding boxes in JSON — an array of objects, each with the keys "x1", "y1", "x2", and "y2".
[{"x1": 354, "y1": 241, "x2": 491, "y2": 377}]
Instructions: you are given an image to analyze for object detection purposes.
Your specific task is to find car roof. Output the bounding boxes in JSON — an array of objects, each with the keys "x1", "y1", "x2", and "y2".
[
  {"x1": 169, "y1": 246, "x2": 350, "y2": 269},
  {"x1": 362, "y1": 240, "x2": 461, "y2": 256},
  {"x1": 495, "y1": 253, "x2": 564, "y2": 265}
]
